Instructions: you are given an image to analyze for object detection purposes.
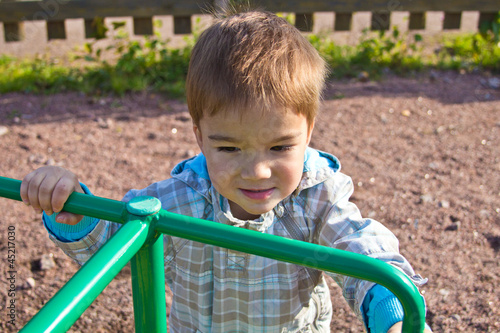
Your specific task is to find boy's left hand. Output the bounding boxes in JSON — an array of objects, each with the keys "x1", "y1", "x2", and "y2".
[{"x1": 388, "y1": 322, "x2": 432, "y2": 332}]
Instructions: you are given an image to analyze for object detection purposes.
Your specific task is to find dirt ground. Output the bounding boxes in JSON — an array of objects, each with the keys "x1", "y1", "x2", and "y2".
[{"x1": 0, "y1": 71, "x2": 499, "y2": 332}]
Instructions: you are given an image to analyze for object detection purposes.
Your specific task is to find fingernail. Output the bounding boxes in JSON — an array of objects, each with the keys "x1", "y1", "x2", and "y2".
[{"x1": 23, "y1": 200, "x2": 30, "y2": 206}]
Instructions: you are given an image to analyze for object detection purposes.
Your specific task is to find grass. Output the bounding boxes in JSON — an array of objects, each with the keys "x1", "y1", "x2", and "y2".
[{"x1": 0, "y1": 13, "x2": 499, "y2": 96}]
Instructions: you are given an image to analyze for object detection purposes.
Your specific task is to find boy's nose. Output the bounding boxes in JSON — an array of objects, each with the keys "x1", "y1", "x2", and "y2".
[{"x1": 240, "y1": 156, "x2": 271, "y2": 180}]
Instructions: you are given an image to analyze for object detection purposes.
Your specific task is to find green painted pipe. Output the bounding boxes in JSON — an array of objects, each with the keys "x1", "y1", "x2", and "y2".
[
  {"x1": 0, "y1": 176, "x2": 425, "y2": 332},
  {"x1": 0, "y1": 176, "x2": 128, "y2": 223},
  {"x1": 20, "y1": 218, "x2": 150, "y2": 333},
  {"x1": 130, "y1": 233, "x2": 167, "y2": 333},
  {"x1": 153, "y1": 210, "x2": 426, "y2": 333}
]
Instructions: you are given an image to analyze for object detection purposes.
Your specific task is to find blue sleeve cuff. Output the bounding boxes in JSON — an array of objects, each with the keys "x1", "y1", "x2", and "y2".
[
  {"x1": 43, "y1": 182, "x2": 99, "y2": 242},
  {"x1": 362, "y1": 284, "x2": 432, "y2": 332}
]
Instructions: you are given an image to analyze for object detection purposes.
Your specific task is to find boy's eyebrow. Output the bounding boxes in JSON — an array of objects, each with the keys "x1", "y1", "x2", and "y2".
[
  {"x1": 208, "y1": 133, "x2": 302, "y2": 143},
  {"x1": 208, "y1": 134, "x2": 241, "y2": 143}
]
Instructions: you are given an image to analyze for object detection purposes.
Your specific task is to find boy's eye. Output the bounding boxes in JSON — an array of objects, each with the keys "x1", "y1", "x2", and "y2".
[
  {"x1": 271, "y1": 145, "x2": 292, "y2": 152},
  {"x1": 217, "y1": 147, "x2": 240, "y2": 152}
]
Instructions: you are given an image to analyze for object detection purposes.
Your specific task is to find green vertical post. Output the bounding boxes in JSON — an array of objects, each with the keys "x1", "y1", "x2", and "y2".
[
  {"x1": 127, "y1": 196, "x2": 167, "y2": 332},
  {"x1": 20, "y1": 218, "x2": 150, "y2": 333}
]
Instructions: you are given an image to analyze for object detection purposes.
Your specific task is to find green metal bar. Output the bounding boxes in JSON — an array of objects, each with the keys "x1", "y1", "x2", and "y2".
[
  {"x1": 0, "y1": 176, "x2": 128, "y2": 223},
  {"x1": 130, "y1": 234, "x2": 167, "y2": 332},
  {"x1": 20, "y1": 217, "x2": 151, "y2": 333},
  {"x1": 0, "y1": 176, "x2": 425, "y2": 332},
  {"x1": 153, "y1": 209, "x2": 426, "y2": 333},
  {"x1": 127, "y1": 196, "x2": 167, "y2": 333}
]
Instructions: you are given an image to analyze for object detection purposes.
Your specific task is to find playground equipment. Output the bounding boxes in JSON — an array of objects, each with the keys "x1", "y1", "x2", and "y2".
[{"x1": 0, "y1": 176, "x2": 426, "y2": 332}]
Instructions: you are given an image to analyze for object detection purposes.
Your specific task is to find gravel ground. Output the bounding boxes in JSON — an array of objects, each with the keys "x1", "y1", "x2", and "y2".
[{"x1": 0, "y1": 71, "x2": 499, "y2": 332}]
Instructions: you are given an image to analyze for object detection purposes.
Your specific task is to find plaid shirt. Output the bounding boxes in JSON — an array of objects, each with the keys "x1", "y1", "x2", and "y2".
[{"x1": 47, "y1": 148, "x2": 425, "y2": 332}]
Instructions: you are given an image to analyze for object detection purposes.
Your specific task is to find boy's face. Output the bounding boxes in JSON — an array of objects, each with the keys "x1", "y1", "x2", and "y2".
[{"x1": 193, "y1": 105, "x2": 313, "y2": 220}]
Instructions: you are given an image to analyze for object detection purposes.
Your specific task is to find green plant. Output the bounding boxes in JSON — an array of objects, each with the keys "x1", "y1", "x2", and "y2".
[
  {"x1": 436, "y1": 12, "x2": 500, "y2": 71},
  {"x1": 351, "y1": 27, "x2": 424, "y2": 75},
  {"x1": 310, "y1": 27, "x2": 424, "y2": 78},
  {"x1": 75, "y1": 17, "x2": 194, "y2": 96}
]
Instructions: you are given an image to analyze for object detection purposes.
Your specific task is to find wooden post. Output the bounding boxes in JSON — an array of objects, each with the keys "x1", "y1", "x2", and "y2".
[
  {"x1": 334, "y1": 12, "x2": 352, "y2": 31},
  {"x1": 4, "y1": 21, "x2": 23, "y2": 42},
  {"x1": 409, "y1": 12, "x2": 426, "y2": 30}
]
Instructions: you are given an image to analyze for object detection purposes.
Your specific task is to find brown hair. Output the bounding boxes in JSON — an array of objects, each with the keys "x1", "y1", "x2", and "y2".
[{"x1": 186, "y1": 10, "x2": 328, "y2": 126}]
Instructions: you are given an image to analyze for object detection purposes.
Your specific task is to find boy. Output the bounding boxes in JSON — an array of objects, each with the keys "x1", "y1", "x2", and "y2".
[{"x1": 21, "y1": 10, "x2": 431, "y2": 333}]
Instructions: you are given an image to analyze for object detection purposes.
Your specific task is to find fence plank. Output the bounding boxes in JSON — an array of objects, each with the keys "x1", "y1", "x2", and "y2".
[
  {"x1": 3, "y1": 21, "x2": 23, "y2": 41},
  {"x1": 443, "y1": 12, "x2": 462, "y2": 30},
  {"x1": 1, "y1": 0, "x2": 498, "y2": 23},
  {"x1": 47, "y1": 20, "x2": 66, "y2": 39},
  {"x1": 334, "y1": 12, "x2": 352, "y2": 31},
  {"x1": 0, "y1": 0, "x2": 209, "y2": 22},
  {"x1": 173, "y1": 16, "x2": 191, "y2": 34},
  {"x1": 134, "y1": 17, "x2": 153, "y2": 36},
  {"x1": 409, "y1": 12, "x2": 426, "y2": 30},
  {"x1": 371, "y1": 12, "x2": 390, "y2": 31},
  {"x1": 295, "y1": 13, "x2": 313, "y2": 32},
  {"x1": 252, "y1": 0, "x2": 499, "y2": 13},
  {"x1": 478, "y1": 11, "x2": 499, "y2": 30}
]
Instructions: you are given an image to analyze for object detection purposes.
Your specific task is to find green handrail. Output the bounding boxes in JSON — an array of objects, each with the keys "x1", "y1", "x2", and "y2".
[{"x1": 0, "y1": 176, "x2": 426, "y2": 332}]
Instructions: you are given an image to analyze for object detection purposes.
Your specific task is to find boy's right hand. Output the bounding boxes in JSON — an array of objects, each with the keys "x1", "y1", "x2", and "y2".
[{"x1": 21, "y1": 166, "x2": 85, "y2": 225}]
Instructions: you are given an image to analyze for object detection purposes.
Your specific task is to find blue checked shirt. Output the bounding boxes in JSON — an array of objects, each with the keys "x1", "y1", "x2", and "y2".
[{"x1": 44, "y1": 148, "x2": 428, "y2": 332}]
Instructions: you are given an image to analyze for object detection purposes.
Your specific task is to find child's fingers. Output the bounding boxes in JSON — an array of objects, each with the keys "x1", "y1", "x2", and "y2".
[
  {"x1": 20, "y1": 172, "x2": 35, "y2": 205},
  {"x1": 51, "y1": 176, "x2": 82, "y2": 213},
  {"x1": 25, "y1": 171, "x2": 48, "y2": 214},
  {"x1": 36, "y1": 173, "x2": 64, "y2": 216},
  {"x1": 55, "y1": 212, "x2": 84, "y2": 225}
]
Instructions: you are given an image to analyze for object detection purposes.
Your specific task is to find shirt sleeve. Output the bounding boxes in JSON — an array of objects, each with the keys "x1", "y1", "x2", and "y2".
[
  {"x1": 43, "y1": 182, "x2": 99, "y2": 242},
  {"x1": 362, "y1": 284, "x2": 433, "y2": 333},
  {"x1": 314, "y1": 173, "x2": 428, "y2": 324},
  {"x1": 42, "y1": 182, "x2": 122, "y2": 266}
]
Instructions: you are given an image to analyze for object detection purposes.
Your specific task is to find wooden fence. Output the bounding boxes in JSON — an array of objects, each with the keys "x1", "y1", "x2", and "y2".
[{"x1": 0, "y1": 0, "x2": 498, "y2": 47}]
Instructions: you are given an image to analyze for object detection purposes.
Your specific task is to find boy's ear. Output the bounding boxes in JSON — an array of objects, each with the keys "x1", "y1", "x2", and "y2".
[{"x1": 193, "y1": 124, "x2": 204, "y2": 152}]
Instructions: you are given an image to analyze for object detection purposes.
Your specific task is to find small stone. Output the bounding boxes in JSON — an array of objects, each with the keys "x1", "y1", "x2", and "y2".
[
  {"x1": 439, "y1": 288, "x2": 450, "y2": 296},
  {"x1": 450, "y1": 314, "x2": 461, "y2": 322},
  {"x1": 96, "y1": 117, "x2": 113, "y2": 129},
  {"x1": 435, "y1": 126, "x2": 446, "y2": 134},
  {"x1": 487, "y1": 77, "x2": 500, "y2": 89},
  {"x1": 445, "y1": 222, "x2": 460, "y2": 231},
  {"x1": 40, "y1": 253, "x2": 56, "y2": 270},
  {"x1": 183, "y1": 150, "x2": 195, "y2": 158},
  {"x1": 429, "y1": 71, "x2": 439, "y2": 82},
  {"x1": 175, "y1": 115, "x2": 191, "y2": 122},
  {"x1": 28, "y1": 154, "x2": 46, "y2": 164},
  {"x1": 26, "y1": 277, "x2": 36, "y2": 289},
  {"x1": 428, "y1": 162, "x2": 438, "y2": 170},
  {"x1": 419, "y1": 194, "x2": 433, "y2": 204},
  {"x1": 401, "y1": 109, "x2": 411, "y2": 117},
  {"x1": 439, "y1": 200, "x2": 450, "y2": 208},
  {"x1": 357, "y1": 71, "x2": 370, "y2": 82},
  {"x1": 0, "y1": 126, "x2": 8, "y2": 136},
  {"x1": 23, "y1": 307, "x2": 36, "y2": 315},
  {"x1": 45, "y1": 158, "x2": 56, "y2": 166},
  {"x1": 480, "y1": 209, "x2": 490, "y2": 217}
]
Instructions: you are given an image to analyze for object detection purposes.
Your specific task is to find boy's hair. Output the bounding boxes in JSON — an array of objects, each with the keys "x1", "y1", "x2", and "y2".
[{"x1": 186, "y1": 10, "x2": 328, "y2": 126}]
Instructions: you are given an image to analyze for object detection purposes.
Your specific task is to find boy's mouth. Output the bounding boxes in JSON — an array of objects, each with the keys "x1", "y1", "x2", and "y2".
[{"x1": 240, "y1": 188, "x2": 274, "y2": 200}]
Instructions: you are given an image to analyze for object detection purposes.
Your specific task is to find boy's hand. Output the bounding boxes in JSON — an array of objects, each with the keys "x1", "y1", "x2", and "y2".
[
  {"x1": 388, "y1": 322, "x2": 432, "y2": 332},
  {"x1": 21, "y1": 166, "x2": 84, "y2": 225}
]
